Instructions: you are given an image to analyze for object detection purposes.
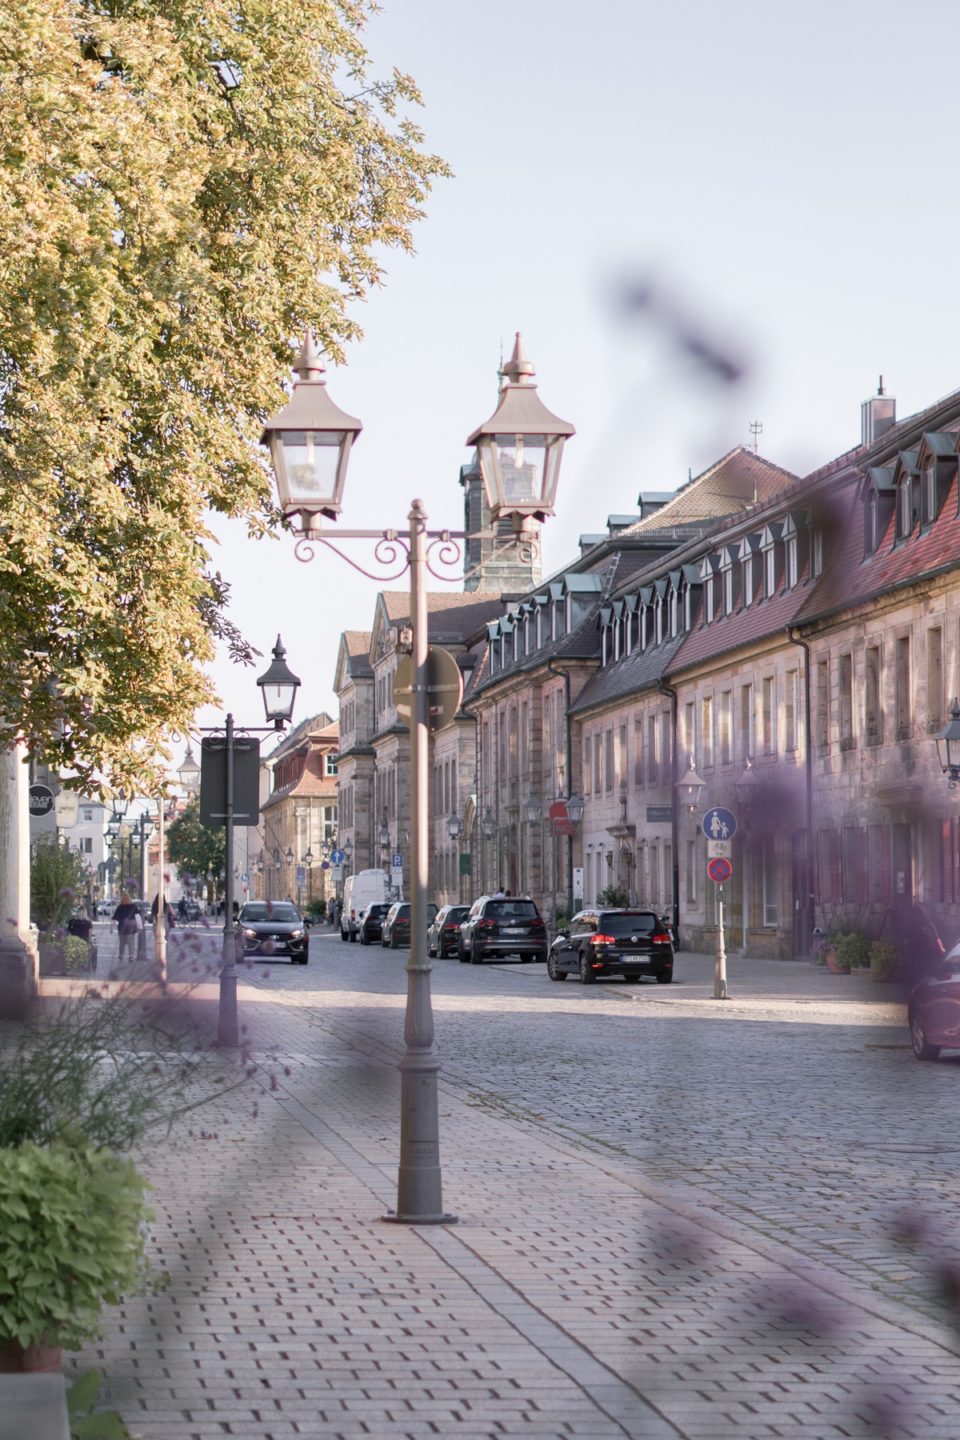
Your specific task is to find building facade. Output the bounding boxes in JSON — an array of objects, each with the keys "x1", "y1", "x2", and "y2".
[{"x1": 252, "y1": 714, "x2": 339, "y2": 909}]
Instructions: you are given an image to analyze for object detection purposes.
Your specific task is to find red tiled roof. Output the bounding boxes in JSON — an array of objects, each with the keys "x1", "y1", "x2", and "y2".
[
  {"x1": 672, "y1": 577, "x2": 812, "y2": 672},
  {"x1": 380, "y1": 590, "x2": 506, "y2": 640}
]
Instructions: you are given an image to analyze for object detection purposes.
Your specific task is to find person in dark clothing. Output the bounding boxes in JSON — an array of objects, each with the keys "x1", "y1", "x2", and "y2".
[
  {"x1": 151, "y1": 894, "x2": 174, "y2": 931},
  {"x1": 113, "y1": 891, "x2": 139, "y2": 963}
]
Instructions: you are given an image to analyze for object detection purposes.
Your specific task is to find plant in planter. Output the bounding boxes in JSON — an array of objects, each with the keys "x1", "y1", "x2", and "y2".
[
  {"x1": 0, "y1": 1140, "x2": 153, "y2": 1371},
  {"x1": 869, "y1": 939, "x2": 900, "y2": 982},
  {"x1": 831, "y1": 931, "x2": 871, "y2": 974},
  {"x1": 598, "y1": 885, "x2": 630, "y2": 908}
]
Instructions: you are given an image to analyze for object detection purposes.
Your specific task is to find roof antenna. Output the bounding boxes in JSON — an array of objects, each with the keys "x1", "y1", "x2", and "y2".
[
  {"x1": 749, "y1": 419, "x2": 763, "y2": 454},
  {"x1": 877, "y1": 374, "x2": 885, "y2": 396}
]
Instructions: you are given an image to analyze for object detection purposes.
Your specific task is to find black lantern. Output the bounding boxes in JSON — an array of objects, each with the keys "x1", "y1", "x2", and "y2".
[
  {"x1": 566, "y1": 793, "x2": 585, "y2": 825},
  {"x1": 260, "y1": 333, "x2": 362, "y2": 525},
  {"x1": 466, "y1": 333, "x2": 574, "y2": 525},
  {"x1": 256, "y1": 635, "x2": 300, "y2": 729},
  {"x1": 447, "y1": 814, "x2": 462, "y2": 839},
  {"x1": 935, "y1": 698, "x2": 960, "y2": 788}
]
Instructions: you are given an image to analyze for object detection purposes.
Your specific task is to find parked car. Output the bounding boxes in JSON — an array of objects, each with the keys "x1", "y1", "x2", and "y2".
[
  {"x1": 359, "y1": 902, "x2": 390, "y2": 945},
  {"x1": 381, "y1": 901, "x2": 438, "y2": 949},
  {"x1": 342, "y1": 869, "x2": 390, "y2": 942},
  {"x1": 457, "y1": 896, "x2": 548, "y2": 965},
  {"x1": 427, "y1": 904, "x2": 469, "y2": 958},
  {"x1": 547, "y1": 907, "x2": 673, "y2": 985},
  {"x1": 237, "y1": 900, "x2": 309, "y2": 964},
  {"x1": 908, "y1": 941, "x2": 960, "y2": 1059}
]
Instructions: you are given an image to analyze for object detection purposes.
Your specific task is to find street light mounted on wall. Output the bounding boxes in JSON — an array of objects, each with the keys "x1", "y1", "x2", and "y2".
[
  {"x1": 935, "y1": 698, "x2": 960, "y2": 788},
  {"x1": 677, "y1": 756, "x2": 706, "y2": 816},
  {"x1": 261, "y1": 329, "x2": 573, "y2": 1226}
]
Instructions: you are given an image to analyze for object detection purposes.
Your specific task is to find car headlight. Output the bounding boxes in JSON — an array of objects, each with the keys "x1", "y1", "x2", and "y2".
[
  {"x1": 243, "y1": 928, "x2": 258, "y2": 939},
  {"x1": 290, "y1": 929, "x2": 304, "y2": 939}
]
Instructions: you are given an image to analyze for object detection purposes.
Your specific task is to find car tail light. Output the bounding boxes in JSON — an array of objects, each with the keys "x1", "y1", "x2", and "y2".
[
  {"x1": 652, "y1": 932, "x2": 672, "y2": 944},
  {"x1": 591, "y1": 933, "x2": 616, "y2": 945},
  {"x1": 530, "y1": 919, "x2": 545, "y2": 933},
  {"x1": 478, "y1": 919, "x2": 496, "y2": 932}
]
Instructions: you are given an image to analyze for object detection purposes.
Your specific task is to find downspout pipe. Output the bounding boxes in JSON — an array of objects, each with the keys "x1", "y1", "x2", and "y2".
[
  {"x1": 547, "y1": 660, "x2": 575, "y2": 911},
  {"x1": 658, "y1": 677, "x2": 681, "y2": 951},
  {"x1": 787, "y1": 625, "x2": 814, "y2": 956}
]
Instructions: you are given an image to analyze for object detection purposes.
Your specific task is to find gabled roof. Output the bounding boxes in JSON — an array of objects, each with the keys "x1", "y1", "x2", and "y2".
[
  {"x1": 377, "y1": 590, "x2": 505, "y2": 643},
  {"x1": 335, "y1": 630, "x2": 373, "y2": 689},
  {"x1": 621, "y1": 448, "x2": 799, "y2": 535}
]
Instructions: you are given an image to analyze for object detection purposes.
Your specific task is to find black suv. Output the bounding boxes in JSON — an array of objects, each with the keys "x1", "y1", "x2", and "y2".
[
  {"x1": 458, "y1": 896, "x2": 548, "y2": 965},
  {"x1": 548, "y1": 908, "x2": 673, "y2": 984}
]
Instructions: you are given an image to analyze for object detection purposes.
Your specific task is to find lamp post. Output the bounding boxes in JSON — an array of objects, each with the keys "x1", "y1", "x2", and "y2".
[
  {"x1": 481, "y1": 807, "x2": 496, "y2": 895},
  {"x1": 447, "y1": 813, "x2": 462, "y2": 903},
  {"x1": 524, "y1": 798, "x2": 542, "y2": 909},
  {"x1": 564, "y1": 793, "x2": 584, "y2": 918},
  {"x1": 192, "y1": 639, "x2": 300, "y2": 1047},
  {"x1": 735, "y1": 757, "x2": 761, "y2": 953},
  {"x1": 136, "y1": 812, "x2": 154, "y2": 959},
  {"x1": 262, "y1": 330, "x2": 573, "y2": 1225},
  {"x1": 935, "y1": 699, "x2": 960, "y2": 787}
]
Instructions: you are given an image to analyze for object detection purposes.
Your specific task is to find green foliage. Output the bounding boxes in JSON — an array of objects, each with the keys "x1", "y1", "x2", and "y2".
[
  {"x1": 166, "y1": 798, "x2": 225, "y2": 899},
  {"x1": 0, "y1": 1140, "x2": 153, "y2": 1350},
  {"x1": 67, "y1": 1369, "x2": 134, "y2": 1439},
  {"x1": 0, "y1": 989, "x2": 247, "y2": 1152},
  {"x1": 64, "y1": 936, "x2": 92, "y2": 973},
  {"x1": 835, "y1": 931, "x2": 872, "y2": 970},
  {"x1": 30, "y1": 836, "x2": 90, "y2": 932},
  {"x1": 869, "y1": 939, "x2": 900, "y2": 982},
  {"x1": 0, "y1": 0, "x2": 449, "y2": 792},
  {"x1": 598, "y1": 886, "x2": 630, "y2": 908},
  {"x1": 554, "y1": 908, "x2": 572, "y2": 932},
  {"x1": 305, "y1": 898, "x2": 327, "y2": 922}
]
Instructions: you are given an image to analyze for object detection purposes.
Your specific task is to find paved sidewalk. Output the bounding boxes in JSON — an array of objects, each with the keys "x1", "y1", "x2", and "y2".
[{"x1": 50, "y1": 936, "x2": 960, "y2": 1439}]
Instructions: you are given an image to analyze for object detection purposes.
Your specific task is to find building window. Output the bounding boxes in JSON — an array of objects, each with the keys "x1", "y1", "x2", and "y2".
[
  {"x1": 839, "y1": 653, "x2": 854, "y2": 749},
  {"x1": 785, "y1": 533, "x2": 798, "y2": 587},
  {"x1": 864, "y1": 646, "x2": 881, "y2": 745},
  {"x1": 740, "y1": 683, "x2": 755, "y2": 761},
  {"x1": 761, "y1": 846, "x2": 779, "y2": 927},
  {"x1": 683, "y1": 701, "x2": 695, "y2": 760},
  {"x1": 584, "y1": 736, "x2": 592, "y2": 796},
  {"x1": 686, "y1": 839, "x2": 697, "y2": 904},
  {"x1": 842, "y1": 826, "x2": 868, "y2": 905},
  {"x1": 633, "y1": 716, "x2": 644, "y2": 786},
  {"x1": 661, "y1": 711, "x2": 672, "y2": 781},
  {"x1": 719, "y1": 691, "x2": 732, "y2": 765},
  {"x1": 928, "y1": 626, "x2": 944, "y2": 730},
  {"x1": 605, "y1": 729, "x2": 614, "y2": 793},
  {"x1": 896, "y1": 635, "x2": 911, "y2": 739},
  {"x1": 743, "y1": 553, "x2": 755, "y2": 606},
  {"x1": 815, "y1": 659, "x2": 829, "y2": 750},
  {"x1": 648, "y1": 714, "x2": 659, "y2": 786},
  {"x1": 324, "y1": 755, "x2": 338, "y2": 776},
  {"x1": 761, "y1": 676, "x2": 776, "y2": 755},
  {"x1": 811, "y1": 529, "x2": 823, "y2": 578},
  {"x1": 785, "y1": 669, "x2": 799, "y2": 751},
  {"x1": 864, "y1": 490, "x2": 879, "y2": 557},
  {"x1": 701, "y1": 695, "x2": 714, "y2": 769},
  {"x1": 594, "y1": 732, "x2": 602, "y2": 793},
  {"x1": 82, "y1": 807, "x2": 94, "y2": 823},
  {"x1": 618, "y1": 724, "x2": 627, "y2": 789}
]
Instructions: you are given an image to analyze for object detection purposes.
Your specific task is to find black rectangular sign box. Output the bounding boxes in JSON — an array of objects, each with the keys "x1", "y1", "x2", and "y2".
[
  {"x1": 646, "y1": 805, "x2": 673, "y2": 824},
  {"x1": 199, "y1": 736, "x2": 261, "y2": 827}
]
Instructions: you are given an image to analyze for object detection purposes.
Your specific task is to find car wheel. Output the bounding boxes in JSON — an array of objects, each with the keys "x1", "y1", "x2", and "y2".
[
  {"x1": 298, "y1": 954, "x2": 309, "y2": 965},
  {"x1": 348, "y1": 930, "x2": 356, "y2": 943},
  {"x1": 579, "y1": 951, "x2": 596, "y2": 985},
  {"x1": 391, "y1": 933, "x2": 400, "y2": 949},
  {"x1": 547, "y1": 951, "x2": 567, "y2": 982},
  {"x1": 655, "y1": 971, "x2": 672, "y2": 984},
  {"x1": 910, "y1": 1010, "x2": 940, "y2": 1061},
  {"x1": 428, "y1": 944, "x2": 436, "y2": 958},
  {"x1": 470, "y1": 942, "x2": 483, "y2": 965}
]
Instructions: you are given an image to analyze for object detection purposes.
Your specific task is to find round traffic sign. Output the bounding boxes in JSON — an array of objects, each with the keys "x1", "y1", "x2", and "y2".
[
  {"x1": 28, "y1": 783, "x2": 55, "y2": 817},
  {"x1": 394, "y1": 646, "x2": 463, "y2": 734},
  {"x1": 707, "y1": 856, "x2": 733, "y2": 884},
  {"x1": 702, "y1": 806, "x2": 737, "y2": 841}
]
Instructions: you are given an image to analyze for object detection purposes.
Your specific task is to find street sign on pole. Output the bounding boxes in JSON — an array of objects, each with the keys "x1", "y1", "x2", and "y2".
[
  {"x1": 330, "y1": 848, "x2": 344, "y2": 865},
  {"x1": 707, "y1": 856, "x2": 733, "y2": 884},
  {"x1": 394, "y1": 646, "x2": 463, "y2": 734},
  {"x1": 28, "y1": 783, "x2": 55, "y2": 818},
  {"x1": 702, "y1": 806, "x2": 737, "y2": 841},
  {"x1": 706, "y1": 839, "x2": 732, "y2": 859},
  {"x1": 392, "y1": 851, "x2": 403, "y2": 869}
]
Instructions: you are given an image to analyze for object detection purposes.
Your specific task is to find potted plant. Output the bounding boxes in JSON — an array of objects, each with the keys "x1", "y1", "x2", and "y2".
[
  {"x1": 869, "y1": 939, "x2": 900, "y2": 982},
  {"x1": 0, "y1": 1140, "x2": 153, "y2": 1372}
]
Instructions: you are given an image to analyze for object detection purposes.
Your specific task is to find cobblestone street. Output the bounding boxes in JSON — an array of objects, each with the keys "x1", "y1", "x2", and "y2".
[{"x1": 66, "y1": 924, "x2": 960, "y2": 1438}]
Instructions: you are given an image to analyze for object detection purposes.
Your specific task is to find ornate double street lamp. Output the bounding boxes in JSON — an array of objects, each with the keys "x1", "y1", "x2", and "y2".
[
  {"x1": 935, "y1": 699, "x2": 960, "y2": 788},
  {"x1": 194, "y1": 638, "x2": 301, "y2": 1047},
  {"x1": 262, "y1": 330, "x2": 574, "y2": 1224}
]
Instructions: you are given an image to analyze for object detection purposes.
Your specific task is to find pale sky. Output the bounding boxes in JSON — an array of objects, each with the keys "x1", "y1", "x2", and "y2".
[{"x1": 193, "y1": 0, "x2": 959, "y2": 759}]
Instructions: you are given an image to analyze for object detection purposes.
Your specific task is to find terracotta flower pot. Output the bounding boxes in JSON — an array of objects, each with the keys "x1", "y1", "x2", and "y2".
[
  {"x1": 0, "y1": 1337, "x2": 63, "y2": 1372},
  {"x1": 824, "y1": 945, "x2": 850, "y2": 975}
]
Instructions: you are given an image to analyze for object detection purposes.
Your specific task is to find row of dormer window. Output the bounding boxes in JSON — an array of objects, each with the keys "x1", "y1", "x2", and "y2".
[
  {"x1": 863, "y1": 433, "x2": 959, "y2": 557},
  {"x1": 487, "y1": 579, "x2": 602, "y2": 675},
  {"x1": 599, "y1": 514, "x2": 822, "y2": 666}
]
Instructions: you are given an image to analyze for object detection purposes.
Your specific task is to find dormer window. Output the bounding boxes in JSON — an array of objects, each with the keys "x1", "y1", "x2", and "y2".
[
  {"x1": 720, "y1": 547, "x2": 739, "y2": 614},
  {"x1": 760, "y1": 523, "x2": 783, "y2": 599},
  {"x1": 739, "y1": 536, "x2": 760, "y2": 606},
  {"x1": 864, "y1": 490, "x2": 879, "y2": 557},
  {"x1": 916, "y1": 434, "x2": 957, "y2": 527},
  {"x1": 668, "y1": 586, "x2": 679, "y2": 638},
  {"x1": 895, "y1": 450, "x2": 920, "y2": 542},
  {"x1": 811, "y1": 528, "x2": 823, "y2": 577},
  {"x1": 654, "y1": 594, "x2": 664, "y2": 645},
  {"x1": 781, "y1": 514, "x2": 804, "y2": 588}
]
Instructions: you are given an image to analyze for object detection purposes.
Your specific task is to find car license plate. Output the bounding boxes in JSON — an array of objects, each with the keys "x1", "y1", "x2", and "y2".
[{"x1": 504, "y1": 926, "x2": 524, "y2": 935}]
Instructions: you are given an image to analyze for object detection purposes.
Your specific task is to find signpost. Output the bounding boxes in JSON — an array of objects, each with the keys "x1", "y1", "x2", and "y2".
[
  {"x1": 706, "y1": 853, "x2": 732, "y2": 999},
  {"x1": 702, "y1": 806, "x2": 737, "y2": 841},
  {"x1": 394, "y1": 646, "x2": 463, "y2": 734},
  {"x1": 28, "y1": 784, "x2": 55, "y2": 818}
]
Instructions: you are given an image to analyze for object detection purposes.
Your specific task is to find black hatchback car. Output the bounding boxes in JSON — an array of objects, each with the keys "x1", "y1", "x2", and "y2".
[
  {"x1": 237, "y1": 901, "x2": 309, "y2": 964},
  {"x1": 427, "y1": 904, "x2": 469, "y2": 958},
  {"x1": 359, "y1": 902, "x2": 390, "y2": 945},
  {"x1": 548, "y1": 908, "x2": 673, "y2": 984},
  {"x1": 381, "y1": 901, "x2": 438, "y2": 948},
  {"x1": 457, "y1": 896, "x2": 548, "y2": 964}
]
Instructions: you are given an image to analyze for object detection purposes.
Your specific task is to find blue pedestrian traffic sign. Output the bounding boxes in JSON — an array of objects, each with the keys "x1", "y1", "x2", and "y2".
[
  {"x1": 702, "y1": 806, "x2": 737, "y2": 841},
  {"x1": 330, "y1": 848, "x2": 344, "y2": 865}
]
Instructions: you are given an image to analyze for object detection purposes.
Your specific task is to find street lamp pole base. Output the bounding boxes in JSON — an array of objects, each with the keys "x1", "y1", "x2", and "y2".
[
  {"x1": 381, "y1": 1211, "x2": 458, "y2": 1225},
  {"x1": 217, "y1": 964, "x2": 239, "y2": 1048}
]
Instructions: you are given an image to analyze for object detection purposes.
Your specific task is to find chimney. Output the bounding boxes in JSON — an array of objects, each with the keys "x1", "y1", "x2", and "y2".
[{"x1": 861, "y1": 376, "x2": 896, "y2": 447}]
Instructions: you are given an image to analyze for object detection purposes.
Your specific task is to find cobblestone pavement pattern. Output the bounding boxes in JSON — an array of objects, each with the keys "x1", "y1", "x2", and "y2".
[{"x1": 64, "y1": 922, "x2": 960, "y2": 1438}]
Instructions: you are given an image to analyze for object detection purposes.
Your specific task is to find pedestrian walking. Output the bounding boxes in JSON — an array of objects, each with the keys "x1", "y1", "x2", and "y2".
[
  {"x1": 151, "y1": 894, "x2": 174, "y2": 932},
  {"x1": 113, "y1": 891, "x2": 140, "y2": 964}
]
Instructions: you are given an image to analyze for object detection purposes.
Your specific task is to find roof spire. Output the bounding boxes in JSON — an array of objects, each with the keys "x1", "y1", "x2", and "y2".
[{"x1": 501, "y1": 331, "x2": 535, "y2": 387}]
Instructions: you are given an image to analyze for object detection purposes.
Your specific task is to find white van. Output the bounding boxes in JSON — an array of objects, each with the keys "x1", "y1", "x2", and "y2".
[{"x1": 341, "y1": 869, "x2": 390, "y2": 942}]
